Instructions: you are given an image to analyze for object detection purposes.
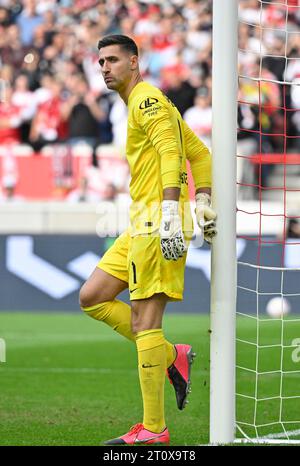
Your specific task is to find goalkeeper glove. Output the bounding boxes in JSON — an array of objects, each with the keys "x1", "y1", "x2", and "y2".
[
  {"x1": 159, "y1": 200, "x2": 187, "y2": 261},
  {"x1": 195, "y1": 192, "x2": 217, "y2": 244}
]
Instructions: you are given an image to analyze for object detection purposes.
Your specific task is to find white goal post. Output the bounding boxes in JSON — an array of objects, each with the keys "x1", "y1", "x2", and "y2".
[
  {"x1": 210, "y1": 0, "x2": 300, "y2": 445},
  {"x1": 210, "y1": 0, "x2": 238, "y2": 444}
]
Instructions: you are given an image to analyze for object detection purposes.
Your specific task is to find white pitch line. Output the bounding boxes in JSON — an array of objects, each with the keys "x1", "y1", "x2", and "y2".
[
  {"x1": 264, "y1": 429, "x2": 300, "y2": 440},
  {"x1": 2, "y1": 332, "x2": 117, "y2": 341},
  {"x1": 0, "y1": 366, "x2": 207, "y2": 376},
  {"x1": 0, "y1": 333, "x2": 121, "y2": 348},
  {"x1": 0, "y1": 367, "x2": 135, "y2": 375}
]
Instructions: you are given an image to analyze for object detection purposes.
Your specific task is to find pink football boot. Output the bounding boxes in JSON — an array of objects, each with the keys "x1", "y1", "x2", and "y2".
[
  {"x1": 104, "y1": 423, "x2": 170, "y2": 445},
  {"x1": 167, "y1": 344, "x2": 196, "y2": 410}
]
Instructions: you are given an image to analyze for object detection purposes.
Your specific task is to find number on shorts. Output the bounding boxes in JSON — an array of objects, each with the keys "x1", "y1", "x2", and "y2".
[{"x1": 131, "y1": 261, "x2": 137, "y2": 284}]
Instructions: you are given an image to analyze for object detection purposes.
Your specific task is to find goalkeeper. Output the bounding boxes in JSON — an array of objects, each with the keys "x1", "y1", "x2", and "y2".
[{"x1": 79, "y1": 34, "x2": 216, "y2": 446}]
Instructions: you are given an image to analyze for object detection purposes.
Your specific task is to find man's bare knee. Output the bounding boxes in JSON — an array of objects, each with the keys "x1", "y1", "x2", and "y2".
[
  {"x1": 79, "y1": 281, "x2": 113, "y2": 308},
  {"x1": 79, "y1": 283, "x2": 101, "y2": 309}
]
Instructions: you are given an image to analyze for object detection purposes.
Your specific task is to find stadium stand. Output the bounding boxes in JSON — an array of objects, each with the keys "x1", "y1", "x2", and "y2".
[{"x1": 0, "y1": 0, "x2": 299, "y2": 203}]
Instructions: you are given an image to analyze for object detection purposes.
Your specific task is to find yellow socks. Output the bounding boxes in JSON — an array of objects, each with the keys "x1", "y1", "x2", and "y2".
[
  {"x1": 83, "y1": 304, "x2": 176, "y2": 433},
  {"x1": 82, "y1": 301, "x2": 176, "y2": 367},
  {"x1": 82, "y1": 300, "x2": 135, "y2": 342},
  {"x1": 135, "y1": 329, "x2": 167, "y2": 433}
]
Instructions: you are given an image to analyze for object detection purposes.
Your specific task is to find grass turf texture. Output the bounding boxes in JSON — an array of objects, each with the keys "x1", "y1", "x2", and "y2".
[
  {"x1": 0, "y1": 312, "x2": 299, "y2": 446},
  {"x1": 0, "y1": 312, "x2": 210, "y2": 446}
]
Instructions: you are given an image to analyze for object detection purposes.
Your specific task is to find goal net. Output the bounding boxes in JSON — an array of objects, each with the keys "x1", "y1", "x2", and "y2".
[{"x1": 236, "y1": 0, "x2": 300, "y2": 444}]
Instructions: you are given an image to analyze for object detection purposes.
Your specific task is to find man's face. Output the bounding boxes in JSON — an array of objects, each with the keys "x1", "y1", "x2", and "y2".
[{"x1": 98, "y1": 44, "x2": 136, "y2": 92}]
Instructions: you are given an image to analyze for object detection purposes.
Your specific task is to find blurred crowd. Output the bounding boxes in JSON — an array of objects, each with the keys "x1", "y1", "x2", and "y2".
[
  {"x1": 238, "y1": 0, "x2": 300, "y2": 193},
  {"x1": 0, "y1": 0, "x2": 299, "y2": 201}
]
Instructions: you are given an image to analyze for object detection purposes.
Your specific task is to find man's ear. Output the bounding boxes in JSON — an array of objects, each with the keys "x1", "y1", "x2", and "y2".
[{"x1": 130, "y1": 55, "x2": 139, "y2": 71}]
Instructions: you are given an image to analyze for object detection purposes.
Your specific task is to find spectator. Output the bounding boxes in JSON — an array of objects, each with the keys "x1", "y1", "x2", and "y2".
[
  {"x1": 0, "y1": 24, "x2": 30, "y2": 69},
  {"x1": 0, "y1": 143, "x2": 23, "y2": 202},
  {"x1": 183, "y1": 86, "x2": 212, "y2": 148},
  {"x1": 0, "y1": 6, "x2": 12, "y2": 28},
  {"x1": 239, "y1": 60, "x2": 281, "y2": 188},
  {"x1": 21, "y1": 49, "x2": 42, "y2": 91},
  {"x1": 66, "y1": 175, "x2": 102, "y2": 203},
  {"x1": 29, "y1": 77, "x2": 66, "y2": 151},
  {"x1": 61, "y1": 75, "x2": 104, "y2": 150},
  {"x1": 12, "y1": 73, "x2": 36, "y2": 143},
  {"x1": 237, "y1": 96, "x2": 259, "y2": 199},
  {"x1": 285, "y1": 38, "x2": 300, "y2": 150},
  {"x1": 263, "y1": 36, "x2": 286, "y2": 82},
  {"x1": 31, "y1": 24, "x2": 47, "y2": 54},
  {"x1": 163, "y1": 64, "x2": 197, "y2": 116},
  {"x1": 0, "y1": 84, "x2": 22, "y2": 144},
  {"x1": 75, "y1": 164, "x2": 121, "y2": 201},
  {"x1": 16, "y1": 0, "x2": 44, "y2": 46},
  {"x1": 134, "y1": 3, "x2": 161, "y2": 37}
]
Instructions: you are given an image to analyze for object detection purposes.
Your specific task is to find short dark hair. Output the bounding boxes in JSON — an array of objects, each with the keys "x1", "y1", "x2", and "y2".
[{"x1": 97, "y1": 34, "x2": 138, "y2": 56}]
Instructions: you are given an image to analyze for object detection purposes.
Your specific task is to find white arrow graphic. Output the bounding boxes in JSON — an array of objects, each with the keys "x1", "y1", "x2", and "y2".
[
  {"x1": 67, "y1": 252, "x2": 100, "y2": 280},
  {"x1": 6, "y1": 236, "x2": 80, "y2": 299}
]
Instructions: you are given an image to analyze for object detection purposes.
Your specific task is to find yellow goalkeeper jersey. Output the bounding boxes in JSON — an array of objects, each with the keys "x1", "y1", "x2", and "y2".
[{"x1": 126, "y1": 81, "x2": 211, "y2": 237}]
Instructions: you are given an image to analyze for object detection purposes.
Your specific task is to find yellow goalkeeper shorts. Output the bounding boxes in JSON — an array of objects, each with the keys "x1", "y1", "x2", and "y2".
[{"x1": 97, "y1": 229, "x2": 187, "y2": 301}]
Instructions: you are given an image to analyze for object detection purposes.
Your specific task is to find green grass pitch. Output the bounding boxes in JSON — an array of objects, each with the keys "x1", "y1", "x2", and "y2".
[{"x1": 0, "y1": 312, "x2": 299, "y2": 445}]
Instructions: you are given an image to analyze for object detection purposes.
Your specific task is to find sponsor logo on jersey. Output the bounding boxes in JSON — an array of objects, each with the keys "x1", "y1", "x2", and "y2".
[{"x1": 139, "y1": 97, "x2": 159, "y2": 109}]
